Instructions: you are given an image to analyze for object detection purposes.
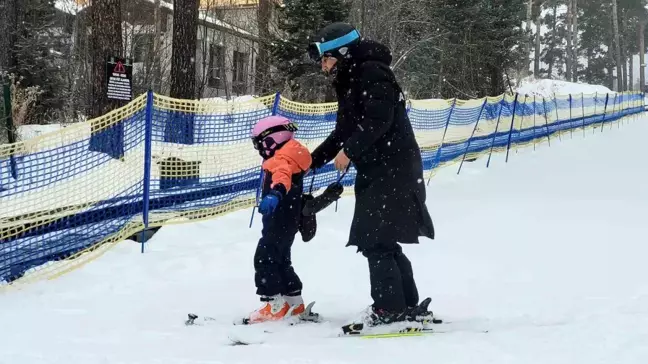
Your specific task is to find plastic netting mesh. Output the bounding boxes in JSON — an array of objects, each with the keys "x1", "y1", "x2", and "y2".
[{"x1": 0, "y1": 90, "x2": 644, "y2": 288}]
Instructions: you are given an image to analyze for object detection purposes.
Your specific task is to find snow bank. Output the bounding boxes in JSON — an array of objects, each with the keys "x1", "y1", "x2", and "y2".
[
  {"x1": 516, "y1": 78, "x2": 615, "y2": 98},
  {"x1": 17, "y1": 124, "x2": 64, "y2": 141}
]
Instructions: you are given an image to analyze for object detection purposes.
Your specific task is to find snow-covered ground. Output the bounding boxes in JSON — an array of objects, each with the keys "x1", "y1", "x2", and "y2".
[
  {"x1": 517, "y1": 77, "x2": 616, "y2": 98},
  {"x1": 1, "y1": 112, "x2": 647, "y2": 362}
]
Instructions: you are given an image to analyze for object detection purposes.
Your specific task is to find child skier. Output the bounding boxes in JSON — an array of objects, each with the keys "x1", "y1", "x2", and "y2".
[{"x1": 244, "y1": 115, "x2": 317, "y2": 325}]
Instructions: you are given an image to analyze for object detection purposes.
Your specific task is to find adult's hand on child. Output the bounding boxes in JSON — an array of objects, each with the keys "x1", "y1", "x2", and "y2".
[
  {"x1": 258, "y1": 190, "x2": 282, "y2": 215},
  {"x1": 334, "y1": 150, "x2": 350, "y2": 172}
]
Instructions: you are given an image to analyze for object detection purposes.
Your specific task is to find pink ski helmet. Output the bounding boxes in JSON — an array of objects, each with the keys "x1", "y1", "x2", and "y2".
[{"x1": 251, "y1": 115, "x2": 298, "y2": 158}]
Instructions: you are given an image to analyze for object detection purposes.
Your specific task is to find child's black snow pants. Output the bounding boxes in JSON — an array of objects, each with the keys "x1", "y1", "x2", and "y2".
[{"x1": 254, "y1": 172, "x2": 304, "y2": 298}]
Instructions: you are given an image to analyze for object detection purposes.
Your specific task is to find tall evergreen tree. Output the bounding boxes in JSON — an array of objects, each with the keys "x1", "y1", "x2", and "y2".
[
  {"x1": 2, "y1": 0, "x2": 67, "y2": 123},
  {"x1": 271, "y1": 0, "x2": 350, "y2": 102}
]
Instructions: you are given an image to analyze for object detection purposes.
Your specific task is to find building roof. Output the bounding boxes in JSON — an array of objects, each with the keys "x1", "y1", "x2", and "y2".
[{"x1": 54, "y1": 0, "x2": 259, "y2": 42}]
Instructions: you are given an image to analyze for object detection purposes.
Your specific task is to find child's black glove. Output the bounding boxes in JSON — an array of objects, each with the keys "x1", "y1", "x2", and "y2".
[
  {"x1": 301, "y1": 182, "x2": 344, "y2": 216},
  {"x1": 299, "y1": 194, "x2": 317, "y2": 242}
]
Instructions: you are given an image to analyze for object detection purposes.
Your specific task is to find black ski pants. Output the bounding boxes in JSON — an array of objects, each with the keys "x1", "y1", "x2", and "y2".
[
  {"x1": 362, "y1": 241, "x2": 419, "y2": 312},
  {"x1": 254, "y1": 185, "x2": 303, "y2": 298}
]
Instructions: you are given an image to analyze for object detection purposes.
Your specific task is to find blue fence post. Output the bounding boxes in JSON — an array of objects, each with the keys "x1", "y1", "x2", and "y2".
[
  {"x1": 505, "y1": 93, "x2": 520, "y2": 163},
  {"x1": 581, "y1": 92, "x2": 586, "y2": 137},
  {"x1": 610, "y1": 93, "x2": 618, "y2": 131},
  {"x1": 427, "y1": 98, "x2": 456, "y2": 185},
  {"x1": 568, "y1": 94, "x2": 573, "y2": 139},
  {"x1": 141, "y1": 90, "x2": 154, "y2": 253},
  {"x1": 249, "y1": 92, "x2": 281, "y2": 228},
  {"x1": 592, "y1": 92, "x2": 598, "y2": 135},
  {"x1": 457, "y1": 98, "x2": 488, "y2": 175},
  {"x1": 542, "y1": 97, "x2": 551, "y2": 147},
  {"x1": 553, "y1": 94, "x2": 562, "y2": 141},
  {"x1": 486, "y1": 97, "x2": 505, "y2": 168},
  {"x1": 532, "y1": 95, "x2": 537, "y2": 151},
  {"x1": 600, "y1": 93, "x2": 610, "y2": 133}
]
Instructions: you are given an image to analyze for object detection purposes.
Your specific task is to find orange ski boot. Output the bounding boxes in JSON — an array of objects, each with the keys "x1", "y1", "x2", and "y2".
[{"x1": 245, "y1": 295, "x2": 290, "y2": 324}]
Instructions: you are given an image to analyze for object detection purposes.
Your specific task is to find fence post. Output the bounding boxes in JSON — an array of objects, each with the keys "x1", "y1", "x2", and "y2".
[
  {"x1": 141, "y1": 90, "x2": 154, "y2": 253},
  {"x1": 542, "y1": 97, "x2": 551, "y2": 147},
  {"x1": 505, "y1": 93, "x2": 520, "y2": 163},
  {"x1": 427, "y1": 98, "x2": 455, "y2": 185},
  {"x1": 249, "y1": 92, "x2": 281, "y2": 228},
  {"x1": 457, "y1": 98, "x2": 488, "y2": 175},
  {"x1": 532, "y1": 95, "x2": 537, "y2": 151},
  {"x1": 600, "y1": 93, "x2": 610, "y2": 133},
  {"x1": 592, "y1": 92, "x2": 598, "y2": 135},
  {"x1": 553, "y1": 94, "x2": 562, "y2": 141},
  {"x1": 581, "y1": 92, "x2": 585, "y2": 137},
  {"x1": 568, "y1": 94, "x2": 573, "y2": 139},
  {"x1": 486, "y1": 97, "x2": 505, "y2": 168},
  {"x1": 610, "y1": 93, "x2": 618, "y2": 131}
]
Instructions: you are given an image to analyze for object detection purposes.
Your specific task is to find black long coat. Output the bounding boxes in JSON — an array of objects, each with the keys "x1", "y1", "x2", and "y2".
[{"x1": 310, "y1": 40, "x2": 435, "y2": 252}]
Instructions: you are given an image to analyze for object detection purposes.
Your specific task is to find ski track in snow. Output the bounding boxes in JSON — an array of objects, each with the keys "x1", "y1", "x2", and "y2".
[{"x1": 2, "y1": 118, "x2": 648, "y2": 363}]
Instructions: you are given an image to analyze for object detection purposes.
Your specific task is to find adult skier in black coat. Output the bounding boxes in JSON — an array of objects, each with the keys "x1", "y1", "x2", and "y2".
[{"x1": 307, "y1": 23, "x2": 436, "y2": 326}]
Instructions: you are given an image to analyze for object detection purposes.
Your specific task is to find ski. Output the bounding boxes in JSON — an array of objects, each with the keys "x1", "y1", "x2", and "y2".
[{"x1": 185, "y1": 301, "x2": 321, "y2": 327}]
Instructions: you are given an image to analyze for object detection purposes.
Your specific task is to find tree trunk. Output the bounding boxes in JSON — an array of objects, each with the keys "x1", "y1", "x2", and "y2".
[
  {"x1": 548, "y1": 3, "x2": 557, "y2": 78},
  {"x1": 572, "y1": 0, "x2": 578, "y2": 81},
  {"x1": 526, "y1": 0, "x2": 533, "y2": 78},
  {"x1": 612, "y1": 0, "x2": 623, "y2": 92},
  {"x1": 534, "y1": 3, "x2": 542, "y2": 77},
  {"x1": 629, "y1": 49, "x2": 634, "y2": 91},
  {"x1": 256, "y1": 0, "x2": 271, "y2": 95},
  {"x1": 170, "y1": 0, "x2": 199, "y2": 99},
  {"x1": 0, "y1": 0, "x2": 18, "y2": 72},
  {"x1": 152, "y1": 0, "x2": 163, "y2": 93},
  {"x1": 621, "y1": 10, "x2": 628, "y2": 91},
  {"x1": 640, "y1": 20, "x2": 646, "y2": 91},
  {"x1": 565, "y1": 0, "x2": 573, "y2": 82},
  {"x1": 90, "y1": 0, "x2": 123, "y2": 119}
]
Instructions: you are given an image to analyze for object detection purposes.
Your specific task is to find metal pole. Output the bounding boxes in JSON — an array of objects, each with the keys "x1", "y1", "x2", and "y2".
[
  {"x1": 505, "y1": 93, "x2": 520, "y2": 163},
  {"x1": 249, "y1": 92, "x2": 282, "y2": 228},
  {"x1": 141, "y1": 90, "x2": 154, "y2": 253},
  {"x1": 593, "y1": 92, "x2": 598, "y2": 134},
  {"x1": 457, "y1": 98, "x2": 488, "y2": 175},
  {"x1": 581, "y1": 92, "x2": 585, "y2": 137},
  {"x1": 427, "y1": 98, "x2": 456, "y2": 185},
  {"x1": 569, "y1": 94, "x2": 573, "y2": 139},
  {"x1": 600, "y1": 93, "x2": 610, "y2": 133},
  {"x1": 486, "y1": 97, "x2": 505, "y2": 168},
  {"x1": 542, "y1": 97, "x2": 551, "y2": 147},
  {"x1": 532, "y1": 95, "x2": 537, "y2": 151}
]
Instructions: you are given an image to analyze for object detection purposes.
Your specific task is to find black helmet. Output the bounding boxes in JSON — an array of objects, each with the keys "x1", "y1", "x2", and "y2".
[{"x1": 307, "y1": 22, "x2": 361, "y2": 62}]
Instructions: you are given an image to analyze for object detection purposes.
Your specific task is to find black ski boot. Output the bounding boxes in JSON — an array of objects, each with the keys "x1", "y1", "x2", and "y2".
[{"x1": 407, "y1": 297, "x2": 443, "y2": 324}]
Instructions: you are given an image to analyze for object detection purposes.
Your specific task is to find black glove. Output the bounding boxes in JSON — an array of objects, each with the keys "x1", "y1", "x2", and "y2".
[
  {"x1": 299, "y1": 194, "x2": 317, "y2": 242},
  {"x1": 301, "y1": 182, "x2": 344, "y2": 216}
]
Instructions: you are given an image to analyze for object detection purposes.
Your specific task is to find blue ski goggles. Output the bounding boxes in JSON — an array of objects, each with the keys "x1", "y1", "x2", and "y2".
[{"x1": 307, "y1": 29, "x2": 361, "y2": 62}]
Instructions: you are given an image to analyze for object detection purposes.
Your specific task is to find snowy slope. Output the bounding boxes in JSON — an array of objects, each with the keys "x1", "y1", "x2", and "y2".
[{"x1": 1, "y1": 117, "x2": 648, "y2": 363}]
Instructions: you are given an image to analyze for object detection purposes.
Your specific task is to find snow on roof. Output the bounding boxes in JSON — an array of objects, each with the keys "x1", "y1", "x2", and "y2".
[
  {"x1": 54, "y1": 0, "x2": 87, "y2": 15},
  {"x1": 140, "y1": 0, "x2": 255, "y2": 38},
  {"x1": 56, "y1": 0, "x2": 254, "y2": 39}
]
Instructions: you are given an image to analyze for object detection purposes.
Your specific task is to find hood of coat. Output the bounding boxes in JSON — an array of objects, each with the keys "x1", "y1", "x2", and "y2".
[
  {"x1": 334, "y1": 39, "x2": 393, "y2": 88},
  {"x1": 347, "y1": 40, "x2": 393, "y2": 66}
]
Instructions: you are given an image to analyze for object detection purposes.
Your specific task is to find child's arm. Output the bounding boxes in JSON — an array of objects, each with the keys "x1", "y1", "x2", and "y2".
[{"x1": 258, "y1": 141, "x2": 312, "y2": 215}]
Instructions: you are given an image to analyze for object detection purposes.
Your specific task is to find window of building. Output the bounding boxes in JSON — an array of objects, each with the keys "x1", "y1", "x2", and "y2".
[
  {"x1": 209, "y1": 44, "x2": 225, "y2": 88},
  {"x1": 232, "y1": 50, "x2": 248, "y2": 94}
]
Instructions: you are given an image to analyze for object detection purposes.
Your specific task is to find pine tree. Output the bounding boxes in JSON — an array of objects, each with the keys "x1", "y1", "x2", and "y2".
[
  {"x1": 2, "y1": 0, "x2": 67, "y2": 123},
  {"x1": 271, "y1": 0, "x2": 350, "y2": 102}
]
